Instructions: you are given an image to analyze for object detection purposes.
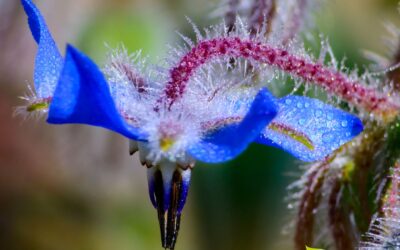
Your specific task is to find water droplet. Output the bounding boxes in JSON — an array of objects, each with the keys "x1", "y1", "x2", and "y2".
[
  {"x1": 285, "y1": 99, "x2": 292, "y2": 105},
  {"x1": 304, "y1": 102, "x2": 310, "y2": 108},
  {"x1": 315, "y1": 109, "x2": 323, "y2": 118},
  {"x1": 327, "y1": 113, "x2": 333, "y2": 120},
  {"x1": 322, "y1": 132, "x2": 334, "y2": 143},
  {"x1": 297, "y1": 102, "x2": 303, "y2": 108},
  {"x1": 299, "y1": 119, "x2": 306, "y2": 125},
  {"x1": 341, "y1": 121, "x2": 348, "y2": 127}
]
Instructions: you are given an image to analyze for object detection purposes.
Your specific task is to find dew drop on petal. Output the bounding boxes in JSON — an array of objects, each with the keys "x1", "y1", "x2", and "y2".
[
  {"x1": 322, "y1": 132, "x2": 334, "y2": 143},
  {"x1": 285, "y1": 99, "x2": 292, "y2": 105},
  {"x1": 341, "y1": 121, "x2": 348, "y2": 127},
  {"x1": 315, "y1": 109, "x2": 323, "y2": 118}
]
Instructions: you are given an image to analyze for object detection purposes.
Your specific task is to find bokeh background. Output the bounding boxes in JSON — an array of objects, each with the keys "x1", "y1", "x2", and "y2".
[{"x1": 0, "y1": 0, "x2": 399, "y2": 249}]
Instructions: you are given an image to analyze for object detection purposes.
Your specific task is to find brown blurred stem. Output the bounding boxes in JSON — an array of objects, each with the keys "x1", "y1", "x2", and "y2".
[
  {"x1": 383, "y1": 161, "x2": 400, "y2": 219},
  {"x1": 225, "y1": 0, "x2": 240, "y2": 33},
  {"x1": 352, "y1": 128, "x2": 386, "y2": 232},
  {"x1": 294, "y1": 160, "x2": 329, "y2": 250},
  {"x1": 388, "y1": 44, "x2": 400, "y2": 91},
  {"x1": 248, "y1": 0, "x2": 276, "y2": 37},
  {"x1": 328, "y1": 178, "x2": 356, "y2": 250},
  {"x1": 282, "y1": 0, "x2": 309, "y2": 46}
]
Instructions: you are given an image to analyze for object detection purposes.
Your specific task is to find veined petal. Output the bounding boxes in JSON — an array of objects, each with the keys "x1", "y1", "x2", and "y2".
[
  {"x1": 47, "y1": 45, "x2": 147, "y2": 141},
  {"x1": 188, "y1": 88, "x2": 278, "y2": 163},
  {"x1": 257, "y1": 95, "x2": 363, "y2": 162},
  {"x1": 21, "y1": 0, "x2": 63, "y2": 98}
]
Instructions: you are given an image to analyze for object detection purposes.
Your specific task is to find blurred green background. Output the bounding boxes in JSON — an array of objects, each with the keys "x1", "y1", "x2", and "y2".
[{"x1": 0, "y1": 0, "x2": 399, "y2": 249}]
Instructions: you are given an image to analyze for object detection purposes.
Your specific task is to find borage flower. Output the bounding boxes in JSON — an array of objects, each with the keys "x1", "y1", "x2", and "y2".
[{"x1": 20, "y1": 0, "x2": 364, "y2": 249}]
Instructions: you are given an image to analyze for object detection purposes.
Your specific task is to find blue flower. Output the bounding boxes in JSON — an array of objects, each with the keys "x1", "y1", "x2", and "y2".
[
  {"x1": 20, "y1": 0, "x2": 363, "y2": 248},
  {"x1": 21, "y1": 0, "x2": 363, "y2": 164}
]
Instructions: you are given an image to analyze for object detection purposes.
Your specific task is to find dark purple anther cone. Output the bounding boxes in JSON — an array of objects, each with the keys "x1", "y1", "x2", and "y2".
[{"x1": 147, "y1": 165, "x2": 192, "y2": 250}]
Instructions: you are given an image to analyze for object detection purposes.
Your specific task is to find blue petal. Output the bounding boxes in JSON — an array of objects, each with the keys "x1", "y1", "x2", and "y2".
[
  {"x1": 47, "y1": 45, "x2": 147, "y2": 141},
  {"x1": 188, "y1": 88, "x2": 278, "y2": 163},
  {"x1": 21, "y1": 0, "x2": 63, "y2": 98},
  {"x1": 256, "y1": 95, "x2": 363, "y2": 162}
]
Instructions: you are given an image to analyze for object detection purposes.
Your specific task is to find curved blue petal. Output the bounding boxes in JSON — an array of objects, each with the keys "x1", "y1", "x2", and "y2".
[
  {"x1": 256, "y1": 95, "x2": 363, "y2": 162},
  {"x1": 47, "y1": 45, "x2": 147, "y2": 141},
  {"x1": 21, "y1": 0, "x2": 63, "y2": 98},
  {"x1": 188, "y1": 88, "x2": 278, "y2": 163}
]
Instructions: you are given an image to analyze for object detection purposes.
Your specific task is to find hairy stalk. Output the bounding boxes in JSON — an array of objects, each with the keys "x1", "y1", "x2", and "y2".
[
  {"x1": 355, "y1": 128, "x2": 386, "y2": 223},
  {"x1": 383, "y1": 162, "x2": 400, "y2": 219},
  {"x1": 328, "y1": 176, "x2": 356, "y2": 250},
  {"x1": 294, "y1": 160, "x2": 329, "y2": 250},
  {"x1": 357, "y1": 38, "x2": 400, "y2": 246},
  {"x1": 290, "y1": 126, "x2": 389, "y2": 249},
  {"x1": 360, "y1": 161, "x2": 400, "y2": 249},
  {"x1": 160, "y1": 37, "x2": 399, "y2": 119}
]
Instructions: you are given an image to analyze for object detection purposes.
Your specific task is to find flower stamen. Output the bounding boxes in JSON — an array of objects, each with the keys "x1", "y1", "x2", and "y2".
[{"x1": 160, "y1": 137, "x2": 176, "y2": 152}]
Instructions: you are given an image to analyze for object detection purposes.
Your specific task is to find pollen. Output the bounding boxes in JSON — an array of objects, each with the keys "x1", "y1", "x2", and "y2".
[
  {"x1": 26, "y1": 101, "x2": 50, "y2": 112},
  {"x1": 160, "y1": 137, "x2": 175, "y2": 152}
]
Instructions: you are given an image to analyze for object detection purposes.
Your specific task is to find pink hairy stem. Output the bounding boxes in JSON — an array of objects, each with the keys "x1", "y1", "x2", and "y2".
[{"x1": 158, "y1": 37, "x2": 399, "y2": 118}]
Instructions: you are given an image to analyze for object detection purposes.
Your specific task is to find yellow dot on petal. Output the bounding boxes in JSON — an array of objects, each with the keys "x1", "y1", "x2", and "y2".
[{"x1": 160, "y1": 137, "x2": 175, "y2": 152}]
